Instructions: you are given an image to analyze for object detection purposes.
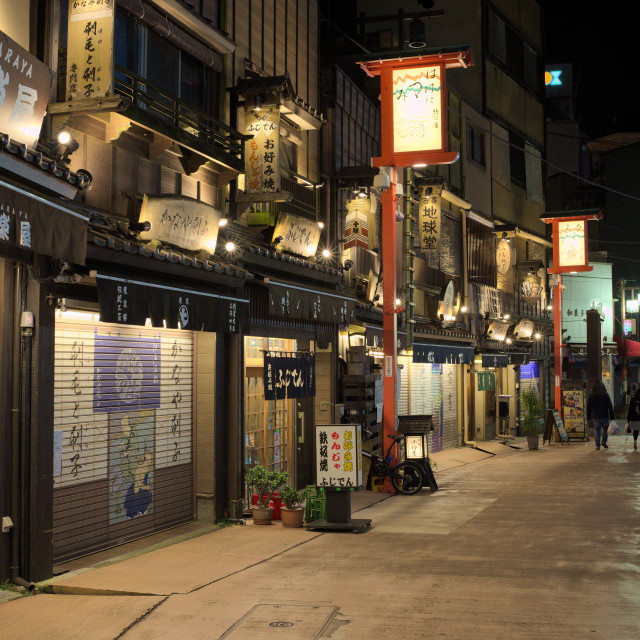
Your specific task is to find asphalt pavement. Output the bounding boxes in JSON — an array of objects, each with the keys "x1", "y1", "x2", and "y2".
[{"x1": 2, "y1": 435, "x2": 639, "y2": 639}]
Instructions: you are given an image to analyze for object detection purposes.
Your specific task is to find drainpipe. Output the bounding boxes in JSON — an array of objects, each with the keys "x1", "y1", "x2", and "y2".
[
  {"x1": 404, "y1": 169, "x2": 415, "y2": 346},
  {"x1": 10, "y1": 264, "x2": 34, "y2": 591}
]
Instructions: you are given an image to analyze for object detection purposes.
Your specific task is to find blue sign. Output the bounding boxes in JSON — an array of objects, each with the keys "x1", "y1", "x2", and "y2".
[{"x1": 520, "y1": 361, "x2": 540, "y2": 380}]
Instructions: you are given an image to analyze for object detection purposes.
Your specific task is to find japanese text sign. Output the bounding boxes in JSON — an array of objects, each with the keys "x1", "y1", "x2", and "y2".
[
  {"x1": 66, "y1": 0, "x2": 114, "y2": 101},
  {"x1": 315, "y1": 425, "x2": 362, "y2": 489},
  {"x1": 272, "y1": 212, "x2": 321, "y2": 258},
  {"x1": 244, "y1": 105, "x2": 280, "y2": 192},
  {"x1": 264, "y1": 353, "x2": 315, "y2": 400},
  {"x1": 0, "y1": 29, "x2": 55, "y2": 147},
  {"x1": 392, "y1": 65, "x2": 444, "y2": 154},
  {"x1": 138, "y1": 194, "x2": 222, "y2": 253},
  {"x1": 557, "y1": 219, "x2": 586, "y2": 269},
  {"x1": 419, "y1": 189, "x2": 441, "y2": 254}
]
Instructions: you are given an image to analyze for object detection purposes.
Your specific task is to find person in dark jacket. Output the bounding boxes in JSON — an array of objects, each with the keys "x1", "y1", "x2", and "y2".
[
  {"x1": 586, "y1": 381, "x2": 614, "y2": 450},
  {"x1": 626, "y1": 387, "x2": 640, "y2": 450}
]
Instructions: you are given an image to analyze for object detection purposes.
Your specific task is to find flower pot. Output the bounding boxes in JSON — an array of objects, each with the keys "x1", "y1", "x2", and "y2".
[
  {"x1": 251, "y1": 506, "x2": 274, "y2": 525},
  {"x1": 280, "y1": 507, "x2": 304, "y2": 528},
  {"x1": 526, "y1": 434, "x2": 539, "y2": 450}
]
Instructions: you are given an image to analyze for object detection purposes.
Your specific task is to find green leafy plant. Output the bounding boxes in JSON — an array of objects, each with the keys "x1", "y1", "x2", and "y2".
[
  {"x1": 245, "y1": 465, "x2": 289, "y2": 508},
  {"x1": 520, "y1": 388, "x2": 544, "y2": 435},
  {"x1": 280, "y1": 485, "x2": 310, "y2": 510}
]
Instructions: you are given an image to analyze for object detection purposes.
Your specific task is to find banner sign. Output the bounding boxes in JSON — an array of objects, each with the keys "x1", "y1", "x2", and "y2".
[
  {"x1": 413, "y1": 342, "x2": 474, "y2": 365},
  {"x1": 269, "y1": 282, "x2": 355, "y2": 325},
  {"x1": 0, "y1": 181, "x2": 88, "y2": 263},
  {"x1": 315, "y1": 424, "x2": 363, "y2": 489},
  {"x1": 245, "y1": 105, "x2": 280, "y2": 192},
  {"x1": 418, "y1": 189, "x2": 441, "y2": 253},
  {"x1": 263, "y1": 353, "x2": 315, "y2": 400},
  {"x1": 0, "y1": 29, "x2": 55, "y2": 147},
  {"x1": 97, "y1": 275, "x2": 248, "y2": 333},
  {"x1": 481, "y1": 353, "x2": 530, "y2": 368},
  {"x1": 138, "y1": 195, "x2": 222, "y2": 253},
  {"x1": 66, "y1": 0, "x2": 115, "y2": 100},
  {"x1": 561, "y1": 387, "x2": 586, "y2": 440},
  {"x1": 392, "y1": 65, "x2": 444, "y2": 154},
  {"x1": 272, "y1": 212, "x2": 321, "y2": 258}
]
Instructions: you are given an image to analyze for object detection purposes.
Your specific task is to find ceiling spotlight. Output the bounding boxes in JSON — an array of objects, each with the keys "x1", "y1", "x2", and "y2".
[
  {"x1": 225, "y1": 241, "x2": 235, "y2": 252},
  {"x1": 343, "y1": 259, "x2": 353, "y2": 271},
  {"x1": 547, "y1": 305, "x2": 553, "y2": 311},
  {"x1": 57, "y1": 130, "x2": 71, "y2": 145}
]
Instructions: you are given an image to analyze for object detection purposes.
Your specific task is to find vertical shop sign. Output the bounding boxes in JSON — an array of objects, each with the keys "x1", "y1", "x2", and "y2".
[
  {"x1": 477, "y1": 371, "x2": 495, "y2": 391},
  {"x1": 419, "y1": 188, "x2": 441, "y2": 254},
  {"x1": 66, "y1": 0, "x2": 114, "y2": 101},
  {"x1": 0, "y1": 29, "x2": 55, "y2": 147},
  {"x1": 244, "y1": 105, "x2": 280, "y2": 192},
  {"x1": 561, "y1": 387, "x2": 586, "y2": 440},
  {"x1": 392, "y1": 65, "x2": 443, "y2": 154},
  {"x1": 315, "y1": 425, "x2": 362, "y2": 488}
]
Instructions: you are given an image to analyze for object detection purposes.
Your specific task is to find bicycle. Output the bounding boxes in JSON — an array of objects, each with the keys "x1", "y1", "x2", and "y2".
[{"x1": 361, "y1": 433, "x2": 424, "y2": 495}]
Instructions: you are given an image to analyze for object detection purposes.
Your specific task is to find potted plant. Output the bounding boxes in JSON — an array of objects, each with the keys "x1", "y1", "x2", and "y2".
[
  {"x1": 245, "y1": 465, "x2": 289, "y2": 525},
  {"x1": 279, "y1": 485, "x2": 310, "y2": 528},
  {"x1": 520, "y1": 388, "x2": 544, "y2": 450}
]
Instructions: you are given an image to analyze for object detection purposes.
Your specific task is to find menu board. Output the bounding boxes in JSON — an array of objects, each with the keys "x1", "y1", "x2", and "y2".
[
  {"x1": 315, "y1": 425, "x2": 363, "y2": 489},
  {"x1": 561, "y1": 387, "x2": 587, "y2": 441},
  {"x1": 543, "y1": 409, "x2": 569, "y2": 445}
]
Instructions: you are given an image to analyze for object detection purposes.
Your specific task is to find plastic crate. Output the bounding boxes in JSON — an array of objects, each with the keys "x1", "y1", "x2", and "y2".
[{"x1": 304, "y1": 485, "x2": 326, "y2": 522}]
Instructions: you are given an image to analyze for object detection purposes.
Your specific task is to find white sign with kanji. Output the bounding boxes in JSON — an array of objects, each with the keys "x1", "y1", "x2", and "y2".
[{"x1": 315, "y1": 425, "x2": 363, "y2": 489}]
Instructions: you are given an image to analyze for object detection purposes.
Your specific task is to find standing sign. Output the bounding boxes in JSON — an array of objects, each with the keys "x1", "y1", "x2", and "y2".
[
  {"x1": 0, "y1": 29, "x2": 56, "y2": 147},
  {"x1": 244, "y1": 105, "x2": 280, "y2": 192},
  {"x1": 561, "y1": 386, "x2": 587, "y2": 441},
  {"x1": 543, "y1": 409, "x2": 569, "y2": 444},
  {"x1": 66, "y1": 0, "x2": 115, "y2": 101},
  {"x1": 315, "y1": 425, "x2": 362, "y2": 488}
]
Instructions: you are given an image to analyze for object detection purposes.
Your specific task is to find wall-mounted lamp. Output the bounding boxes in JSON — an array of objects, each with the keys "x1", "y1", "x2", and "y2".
[
  {"x1": 219, "y1": 218, "x2": 228, "y2": 227},
  {"x1": 129, "y1": 221, "x2": 151, "y2": 233},
  {"x1": 53, "y1": 129, "x2": 79, "y2": 164},
  {"x1": 534, "y1": 332, "x2": 542, "y2": 340},
  {"x1": 503, "y1": 313, "x2": 510, "y2": 320},
  {"x1": 408, "y1": 17, "x2": 426, "y2": 48},
  {"x1": 342, "y1": 259, "x2": 353, "y2": 271},
  {"x1": 317, "y1": 221, "x2": 325, "y2": 229},
  {"x1": 460, "y1": 305, "x2": 468, "y2": 313},
  {"x1": 322, "y1": 248, "x2": 331, "y2": 258},
  {"x1": 225, "y1": 241, "x2": 236, "y2": 252},
  {"x1": 272, "y1": 235, "x2": 284, "y2": 246}
]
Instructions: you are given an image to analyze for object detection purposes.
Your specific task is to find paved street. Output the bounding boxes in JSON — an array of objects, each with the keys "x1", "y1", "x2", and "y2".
[{"x1": 2, "y1": 436, "x2": 640, "y2": 639}]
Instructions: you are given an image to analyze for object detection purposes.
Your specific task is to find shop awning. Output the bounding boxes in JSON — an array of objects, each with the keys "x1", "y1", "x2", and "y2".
[
  {"x1": 614, "y1": 336, "x2": 640, "y2": 357},
  {"x1": 268, "y1": 280, "x2": 356, "y2": 325},
  {"x1": 0, "y1": 178, "x2": 88, "y2": 264},
  {"x1": 481, "y1": 353, "x2": 530, "y2": 367},
  {"x1": 413, "y1": 342, "x2": 475, "y2": 365},
  {"x1": 97, "y1": 274, "x2": 248, "y2": 333}
]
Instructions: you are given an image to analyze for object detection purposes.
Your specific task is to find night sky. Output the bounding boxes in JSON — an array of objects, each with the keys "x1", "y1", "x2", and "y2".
[{"x1": 540, "y1": 1, "x2": 639, "y2": 139}]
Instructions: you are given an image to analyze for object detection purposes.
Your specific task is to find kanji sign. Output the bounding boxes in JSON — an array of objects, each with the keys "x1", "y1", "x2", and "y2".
[
  {"x1": 264, "y1": 353, "x2": 315, "y2": 400},
  {"x1": 0, "y1": 29, "x2": 55, "y2": 147},
  {"x1": 315, "y1": 425, "x2": 363, "y2": 489},
  {"x1": 272, "y1": 212, "x2": 321, "y2": 258},
  {"x1": 244, "y1": 105, "x2": 280, "y2": 192},
  {"x1": 419, "y1": 188, "x2": 441, "y2": 254},
  {"x1": 66, "y1": 0, "x2": 114, "y2": 101}
]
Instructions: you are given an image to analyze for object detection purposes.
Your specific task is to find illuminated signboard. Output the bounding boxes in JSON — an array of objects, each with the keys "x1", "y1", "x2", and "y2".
[
  {"x1": 624, "y1": 319, "x2": 634, "y2": 335},
  {"x1": 392, "y1": 65, "x2": 443, "y2": 154},
  {"x1": 557, "y1": 219, "x2": 586, "y2": 269},
  {"x1": 544, "y1": 64, "x2": 573, "y2": 98},
  {"x1": 627, "y1": 299, "x2": 640, "y2": 314}
]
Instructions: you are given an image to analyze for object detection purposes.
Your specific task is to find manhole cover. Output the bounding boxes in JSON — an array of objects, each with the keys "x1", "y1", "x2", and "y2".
[{"x1": 220, "y1": 604, "x2": 338, "y2": 638}]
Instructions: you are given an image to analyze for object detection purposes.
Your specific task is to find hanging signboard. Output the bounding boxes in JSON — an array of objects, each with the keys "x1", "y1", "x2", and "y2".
[
  {"x1": 315, "y1": 424, "x2": 363, "y2": 489},
  {"x1": 344, "y1": 197, "x2": 375, "y2": 250},
  {"x1": 477, "y1": 371, "x2": 495, "y2": 391},
  {"x1": 0, "y1": 29, "x2": 56, "y2": 147},
  {"x1": 244, "y1": 105, "x2": 280, "y2": 192},
  {"x1": 272, "y1": 212, "x2": 321, "y2": 258},
  {"x1": 264, "y1": 353, "x2": 316, "y2": 400},
  {"x1": 138, "y1": 195, "x2": 223, "y2": 253},
  {"x1": 66, "y1": 0, "x2": 115, "y2": 101},
  {"x1": 419, "y1": 188, "x2": 441, "y2": 255},
  {"x1": 561, "y1": 386, "x2": 587, "y2": 440}
]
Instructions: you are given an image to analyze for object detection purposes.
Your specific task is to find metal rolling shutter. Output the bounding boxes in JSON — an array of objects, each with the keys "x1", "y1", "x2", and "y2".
[
  {"x1": 441, "y1": 364, "x2": 458, "y2": 450},
  {"x1": 397, "y1": 356, "x2": 411, "y2": 416},
  {"x1": 428, "y1": 365, "x2": 442, "y2": 453},
  {"x1": 53, "y1": 318, "x2": 194, "y2": 562}
]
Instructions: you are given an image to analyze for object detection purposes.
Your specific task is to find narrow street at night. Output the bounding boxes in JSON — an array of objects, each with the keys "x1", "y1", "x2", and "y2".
[{"x1": 2, "y1": 438, "x2": 639, "y2": 639}]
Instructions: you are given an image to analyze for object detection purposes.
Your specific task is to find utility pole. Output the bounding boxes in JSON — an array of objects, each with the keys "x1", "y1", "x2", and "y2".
[{"x1": 621, "y1": 279, "x2": 627, "y2": 401}]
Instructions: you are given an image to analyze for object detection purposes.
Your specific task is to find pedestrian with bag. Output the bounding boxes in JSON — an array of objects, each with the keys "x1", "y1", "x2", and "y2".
[
  {"x1": 626, "y1": 387, "x2": 640, "y2": 450},
  {"x1": 586, "y1": 381, "x2": 614, "y2": 450}
]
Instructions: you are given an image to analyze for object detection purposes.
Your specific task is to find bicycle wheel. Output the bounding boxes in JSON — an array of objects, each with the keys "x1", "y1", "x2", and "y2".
[{"x1": 390, "y1": 461, "x2": 424, "y2": 495}]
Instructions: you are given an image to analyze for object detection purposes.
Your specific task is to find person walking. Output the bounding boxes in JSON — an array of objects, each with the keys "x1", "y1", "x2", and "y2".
[
  {"x1": 586, "y1": 381, "x2": 614, "y2": 450},
  {"x1": 626, "y1": 387, "x2": 640, "y2": 450}
]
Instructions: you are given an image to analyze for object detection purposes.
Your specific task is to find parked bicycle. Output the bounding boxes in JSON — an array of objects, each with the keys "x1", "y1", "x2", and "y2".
[{"x1": 361, "y1": 432, "x2": 424, "y2": 495}]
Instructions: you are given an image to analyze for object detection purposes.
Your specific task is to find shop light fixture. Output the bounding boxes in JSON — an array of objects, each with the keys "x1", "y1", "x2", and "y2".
[
  {"x1": 503, "y1": 313, "x2": 510, "y2": 320},
  {"x1": 322, "y1": 248, "x2": 331, "y2": 258},
  {"x1": 55, "y1": 309, "x2": 101, "y2": 322},
  {"x1": 317, "y1": 221, "x2": 325, "y2": 229},
  {"x1": 53, "y1": 129, "x2": 80, "y2": 164},
  {"x1": 534, "y1": 332, "x2": 542, "y2": 340},
  {"x1": 225, "y1": 241, "x2": 236, "y2": 252},
  {"x1": 460, "y1": 305, "x2": 468, "y2": 313},
  {"x1": 219, "y1": 218, "x2": 228, "y2": 227}
]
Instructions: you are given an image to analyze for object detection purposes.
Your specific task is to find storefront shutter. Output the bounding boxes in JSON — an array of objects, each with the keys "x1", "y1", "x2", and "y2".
[
  {"x1": 52, "y1": 317, "x2": 194, "y2": 563},
  {"x1": 441, "y1": 364, "x2": 459, "y2": 450}
]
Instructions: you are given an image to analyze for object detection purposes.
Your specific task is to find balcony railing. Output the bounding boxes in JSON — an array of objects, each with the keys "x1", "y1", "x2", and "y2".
[{"x1": 114, "y1": 65, "x2": 246, "y2": 162}]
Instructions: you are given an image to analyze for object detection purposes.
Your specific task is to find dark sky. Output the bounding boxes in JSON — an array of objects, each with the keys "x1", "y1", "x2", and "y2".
[{"x1": 540, "y1": 1, "x2": 640, "y2": 138}]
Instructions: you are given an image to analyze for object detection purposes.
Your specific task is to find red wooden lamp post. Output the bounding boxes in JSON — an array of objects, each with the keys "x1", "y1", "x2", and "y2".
[
  {"x1": 541, "y1": 210, "x2": 602, "y2": 409},
  {"x1": 359, "y1": 48, "x2": 473, "y2": 484}
]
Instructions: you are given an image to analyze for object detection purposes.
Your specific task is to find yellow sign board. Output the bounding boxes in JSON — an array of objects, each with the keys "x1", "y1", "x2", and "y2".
[{"x1": 67, "y1": 0, "x2": 114, "y2": 100}]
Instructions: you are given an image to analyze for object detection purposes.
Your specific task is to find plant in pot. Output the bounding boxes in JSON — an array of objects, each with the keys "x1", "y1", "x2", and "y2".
[
  {"x1": 520, "y1": 388, "x2": 544, "y2": 450},
  {"x1": 245, "y1": 465, "x2": 289, "y2": 525},
  {"x1": 279, "y1": 485, "x2": 310, "y2": 528}
]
